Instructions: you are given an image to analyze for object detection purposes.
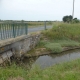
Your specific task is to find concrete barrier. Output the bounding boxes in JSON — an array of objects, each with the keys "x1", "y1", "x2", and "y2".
[{"x1": 0, "y1": 33, "x2": 40, "y2": 64}]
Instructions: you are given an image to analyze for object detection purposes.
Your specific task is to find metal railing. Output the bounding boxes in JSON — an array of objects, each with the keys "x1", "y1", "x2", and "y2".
[{"x1": 0, "y1": 22, "x2": 28, "y2": 40}]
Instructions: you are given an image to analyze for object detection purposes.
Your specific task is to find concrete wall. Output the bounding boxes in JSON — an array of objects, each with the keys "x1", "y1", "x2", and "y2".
[{"x1": 0, "y1": 34, "x2": 40, "y2": 64}]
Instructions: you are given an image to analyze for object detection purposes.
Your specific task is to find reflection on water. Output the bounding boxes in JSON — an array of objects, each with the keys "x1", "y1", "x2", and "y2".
[{"x1": 23, "y1": 49, "x2": 80, "y2": 69}]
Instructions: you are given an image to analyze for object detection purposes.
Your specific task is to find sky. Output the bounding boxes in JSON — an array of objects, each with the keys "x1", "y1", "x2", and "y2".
[{"x1": 0, "y1": 0, "x2": 80, "y2": 21}]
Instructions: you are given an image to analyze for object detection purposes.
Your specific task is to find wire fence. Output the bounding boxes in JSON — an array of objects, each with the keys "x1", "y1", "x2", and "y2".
[{"x1": 0, "y1": 22, "x2": 28, "y2": 40}]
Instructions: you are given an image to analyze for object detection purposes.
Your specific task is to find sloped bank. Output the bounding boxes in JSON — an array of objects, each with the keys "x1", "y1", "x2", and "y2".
[{"x1": 24, "y1": 46, "x2": 80, "y2": 58}]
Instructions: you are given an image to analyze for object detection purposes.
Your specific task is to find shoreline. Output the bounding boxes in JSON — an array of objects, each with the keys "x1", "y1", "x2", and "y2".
[{"x1": 24, "y1": 46, "x2": 80, "y2": 58}]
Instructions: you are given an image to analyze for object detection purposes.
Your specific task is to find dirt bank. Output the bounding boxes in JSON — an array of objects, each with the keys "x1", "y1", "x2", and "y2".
[{"x1": 24, "y1": 47, "x2": 80, "y2": 58}]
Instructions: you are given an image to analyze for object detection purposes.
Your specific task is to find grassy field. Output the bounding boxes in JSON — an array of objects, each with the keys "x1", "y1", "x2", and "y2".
[
  {"x1": 27, "y1": 21, "x2": 52, "y2": 28},
  {"x1": 0, "y1": 58, "x2": 80, "y2": 80}
]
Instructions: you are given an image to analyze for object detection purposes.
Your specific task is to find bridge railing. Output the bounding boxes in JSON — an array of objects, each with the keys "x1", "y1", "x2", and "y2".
[{"x1": 0, "y1": 22, "x2": 28, "y2": 40}]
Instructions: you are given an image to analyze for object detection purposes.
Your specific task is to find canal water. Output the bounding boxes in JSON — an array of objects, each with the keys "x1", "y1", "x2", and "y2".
[{"x1": 22, "y1": 49, "x2": 80, "y2": 69}]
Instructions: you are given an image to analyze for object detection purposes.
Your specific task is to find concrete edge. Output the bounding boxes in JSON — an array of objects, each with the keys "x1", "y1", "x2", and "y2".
[{"x1": 0, "y1": 33, "x2": 41, "y2": 48}]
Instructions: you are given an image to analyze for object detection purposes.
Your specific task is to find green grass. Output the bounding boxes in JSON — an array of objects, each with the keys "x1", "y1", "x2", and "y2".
[
  {"x1": 27, "y1": 59, "x2": 80, "y2": 80},
  {"x1": 36, "y1": 39, "x2": 80, "y2": 54},
  {"x1": 52, "y1": 40, "x2": 80, "y2": 47},
  {"x1": 27, "y1": 21, "x2": 53, "y2": 28},
  {"x1": 38, "y1": 23, "x2": 80, "y2": 53},
  {"x1": 42, "y1": 23, "x2": 80, "y2": 41},
  {"x1": 1, "y1": 58, "x2": 80, "y2": 80},
  {"x1": 0, "y1": 63, "x2": 28, "y2": 80},
  {"x1": 45, "y1": 43, "x2": 63, "y2": 53},
  {"x1": 36, "y1": 40, "x2": 49, "y2": 47}
]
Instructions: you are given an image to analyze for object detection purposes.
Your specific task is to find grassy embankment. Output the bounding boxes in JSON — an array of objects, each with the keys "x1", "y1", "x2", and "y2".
[
  {"x1": 41, "y1": 23, "x2": 80, "y2": 53},
  {"x1": 43, "y1": 24, "x2": 80, "y2": 53},
  {"x1": 1, "y1": 58, "x2": 80, "y2": 80}
]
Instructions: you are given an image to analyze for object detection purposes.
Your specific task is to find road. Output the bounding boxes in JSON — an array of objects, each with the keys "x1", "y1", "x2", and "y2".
[{"x1": 28, "y1": 25, "x2": 52, "y2": 33}]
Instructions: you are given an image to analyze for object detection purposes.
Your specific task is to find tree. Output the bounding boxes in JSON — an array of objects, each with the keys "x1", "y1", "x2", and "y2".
[{"x1": 63, "y1": 15, "x2": 72, "y2": 23}]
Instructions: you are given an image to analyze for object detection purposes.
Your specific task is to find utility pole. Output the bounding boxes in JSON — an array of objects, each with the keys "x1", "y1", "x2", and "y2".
[
  {"x1": 44, "y1": 21, "x2": 46, "y2": 30},
  {"x1": 72, "y1": 0, "x2": 75, "y2": 20}
]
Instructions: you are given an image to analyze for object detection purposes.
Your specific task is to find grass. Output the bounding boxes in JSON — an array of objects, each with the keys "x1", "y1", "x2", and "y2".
[
  {"x1": 27, "y1": 21, "x2": 53, "y2": 28},
  {"x1": 0, "y1": 63, "x2": 28, "y2": 80},
  {"x1": 27, "y1": 58, "x2": 80, "y2": 80},
  {"x1": 42, "y1": 23, "x2": 80, "y2": 41},
  {"x1": 54, "y1": 40, "x2": 80, "y2": 47},
  {"x1": 1, "y1": 23, "x2": 80, "y2": 80},
  {"x1": 36, "y1": 40, "x2": 49, "y2": 47},
  {"x1": 26, "y1": 23, "x2": 80, "y2": 55},
  {"x1": 0, "y1": 58, "x2": 80, "y2": 80},
  {"x1": 45, "y1": 43, "x2": 63, "y2": 53},
  {"x1": 36, "y1": 23, "x2": 80, "y2": 53},
  {"x1": 35, "y1": 39, "x2": 80, "y2": 54}
]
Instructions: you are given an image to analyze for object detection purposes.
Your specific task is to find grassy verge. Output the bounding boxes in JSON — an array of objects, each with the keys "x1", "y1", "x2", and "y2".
[
  {"x1": 0, "y1": 58, "x2": 80, "y2": 80},
  {"x1": 42, "y1": 23, "x2": 80, "y2": 41}
]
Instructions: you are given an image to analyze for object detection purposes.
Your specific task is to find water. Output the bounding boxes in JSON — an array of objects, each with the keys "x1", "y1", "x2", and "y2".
[{"x1": 23, "y1": 49, "x2": 80, "y2": 69}]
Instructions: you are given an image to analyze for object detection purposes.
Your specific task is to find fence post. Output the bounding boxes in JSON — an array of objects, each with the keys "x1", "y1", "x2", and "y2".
[
  {"x1": 44, "y1": 21, "x2": 46, "y2": 30},
  {"x1": 12, "y1": 23, "x2": 15, "y2": 38},
  {"x1": 0, "y1": 24, "x2": 2, "y2": 40},
  {"x1": 25, "y1": 23, "x2": 28, "y2": 35}
]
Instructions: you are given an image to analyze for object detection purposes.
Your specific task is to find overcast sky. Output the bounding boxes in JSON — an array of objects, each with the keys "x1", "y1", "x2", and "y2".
[{"x1": 0, "y1": 0, "x2": 79, "y2": 21}]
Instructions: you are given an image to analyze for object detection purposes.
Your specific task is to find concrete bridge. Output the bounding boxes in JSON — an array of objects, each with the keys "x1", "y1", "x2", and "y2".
[
  {"x1": 0, "y1": 22, "x2": 52, "y2": 64},
  {"x1": 0, "y1": 33, "x2": 40, "y2": 64}
]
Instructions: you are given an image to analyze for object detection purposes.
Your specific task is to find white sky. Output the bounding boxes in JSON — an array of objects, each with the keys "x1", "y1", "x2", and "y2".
[{"x1": 0, "y1": 0, "x2": 79, "y2": 21}]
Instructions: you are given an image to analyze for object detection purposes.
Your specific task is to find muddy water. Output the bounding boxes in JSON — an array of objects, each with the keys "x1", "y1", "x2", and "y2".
[{"x1": 23, "y1": 49, "x2": 80, "y2": 69}]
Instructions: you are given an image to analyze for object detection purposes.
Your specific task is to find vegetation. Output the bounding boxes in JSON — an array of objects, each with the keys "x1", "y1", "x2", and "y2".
[
  {"x1": 52, "y1": 40, "x2": 80, "y2": 47},
  {"x1": 35, "y1": 39, "x2": 80, "y2": 54},
  {"x1": 42, "y1": 23, "x2": 80, "y2": 41},
  {"x1": 39, "y1": 23, "x2": 80, "y2": 53},
  {"x1": 0, "y1": 63, "x2": 28, "y2": 80},
  {"x1": 62, "y1": 15, "x2": 80, "y2": 23},
  {"x1": 72, "y1": 18, "x2": 80, "y2": 23},
  {"x1": 45, "y1": 43, "x2": 63, "y2": 53},
  {"x1": 1, "y1": 23, "x2": 80, "y2": 80},
  {"x1": 26, "y1": 23, "x2": 80, "y2": 55},
  {"x1": 0, "y1": 58, "x2": 80, "y2": 80},
  {"x1": 63, "y1": 15, "x2": 72, "y2": 23}
]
